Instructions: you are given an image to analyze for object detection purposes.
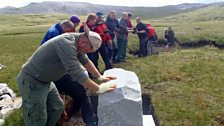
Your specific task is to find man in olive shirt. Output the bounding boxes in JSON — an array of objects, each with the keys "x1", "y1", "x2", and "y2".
[{"x1": 16, "y1": 25, "x2": 116, "y2": 126}]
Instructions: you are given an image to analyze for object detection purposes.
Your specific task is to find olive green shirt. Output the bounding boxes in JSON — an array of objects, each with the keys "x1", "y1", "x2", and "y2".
[{"x1": 22, "y1": 33, "x2": 89, "y2": 84}]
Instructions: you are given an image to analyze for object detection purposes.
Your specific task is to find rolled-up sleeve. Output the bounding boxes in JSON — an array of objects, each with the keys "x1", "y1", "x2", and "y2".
[
  {"x1": 77, "y1": 53, "x2": 89, "y2": 66},
  {"x1": 53, "y1": 36, "x2": 88, "y2": 84}
]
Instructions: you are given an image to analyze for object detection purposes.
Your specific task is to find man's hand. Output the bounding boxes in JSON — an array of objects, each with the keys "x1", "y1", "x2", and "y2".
[
  {"x1": 97, "y1": 82, "x2": 117, "y2": 93},
  {"x1": 108, "y1": 40, "x2": 113, "y2": 46},
  {"x1": 97, "y1": 75, "x2": 117, "y2": 82}
]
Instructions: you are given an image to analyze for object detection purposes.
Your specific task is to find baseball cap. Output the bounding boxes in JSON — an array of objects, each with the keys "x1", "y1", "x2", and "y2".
[
  {"x1": 84, "y1": 23, "x2": 102, "y2": 51},
  {"x1": 69, "y1": 15, "x2": 80, "y2": 24},
  {"x1": 96, "y1": 12, "x2": 104, "y2": 18}
]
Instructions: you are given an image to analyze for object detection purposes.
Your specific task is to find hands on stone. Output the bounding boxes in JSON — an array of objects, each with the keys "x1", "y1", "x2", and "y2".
[
  {"x1": 97, "y1": 82, "x2": 117, "y2": 94},
  {"x1": 98, "y1": 75, "x2": 117, "y2": 82}
]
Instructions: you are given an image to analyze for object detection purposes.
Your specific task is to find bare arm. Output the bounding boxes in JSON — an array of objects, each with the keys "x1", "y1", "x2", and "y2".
[
  {"x1": 84, "y1": 60, "x2": 117, "y2": 82},
  {"x1": 84, "y1": 60, "x2": 101, "y2": 79},
  {"x1": 83, "y1": 78, "x2": 99, "y2": 92}
]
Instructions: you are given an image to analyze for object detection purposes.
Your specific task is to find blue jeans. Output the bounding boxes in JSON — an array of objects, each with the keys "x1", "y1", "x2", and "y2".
[
  {"x1": 55, "y1": 74, "x2": 97, "y2": 125},
  {"x1": 88, "y1": 44, "x2": 112, "y2": 70},
  {"x1": 116, "y1": 37, "x2": 127, "y2": 61}
]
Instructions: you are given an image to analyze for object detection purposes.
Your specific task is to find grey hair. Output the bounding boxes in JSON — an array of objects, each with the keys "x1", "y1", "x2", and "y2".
[
  {"x1": 122, "y1": 12, "x2": 128, "y2": 18},
  {"x1": 136, "y1": 17, "x2": 141, "y2": 20},
  {"x1": 109, "y1": 10, "x2": 116, "y2": 14}
]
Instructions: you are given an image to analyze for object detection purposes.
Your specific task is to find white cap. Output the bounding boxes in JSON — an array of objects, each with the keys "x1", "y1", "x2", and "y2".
[{"x1": 84, "y1": 23, "x2": 102, "y2": 51}]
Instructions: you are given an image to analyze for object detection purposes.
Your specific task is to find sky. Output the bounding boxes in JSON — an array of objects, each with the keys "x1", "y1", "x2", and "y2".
[{"x1": 1, "y1": 0, "x2": 224, "y2": 8}]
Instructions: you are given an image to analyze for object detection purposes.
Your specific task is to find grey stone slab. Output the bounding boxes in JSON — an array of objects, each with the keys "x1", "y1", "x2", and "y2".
[{"x1": 98, "y1": 68, "x2": 143, "y2": 126}]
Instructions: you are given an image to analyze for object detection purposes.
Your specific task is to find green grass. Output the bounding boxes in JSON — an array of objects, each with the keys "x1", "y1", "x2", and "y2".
[
  {"x1": 149, "y1": 4, "x2": 224, "y2": 44},
  {"x1": 121, "y1": 47, "x2": 224, "y2": 125},
  {"x1": 0, "y1": 13, "x2": 224, "y2": 125}
]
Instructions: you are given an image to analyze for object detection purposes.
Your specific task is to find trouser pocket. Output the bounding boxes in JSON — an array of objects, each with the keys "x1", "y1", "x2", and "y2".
[{"x1": 23, "y1": 101, "x2": 47, "y2": 126}]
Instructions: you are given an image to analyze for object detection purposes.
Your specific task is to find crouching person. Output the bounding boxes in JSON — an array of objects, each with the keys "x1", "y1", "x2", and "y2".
[{"x1": 16, "y1": 24, "x2": 116, "y2": 126}]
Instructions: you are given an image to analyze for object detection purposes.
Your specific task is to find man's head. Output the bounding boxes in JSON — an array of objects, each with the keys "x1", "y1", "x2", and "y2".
[
  {"x1": 136, "y1": 17, "x2": 141, "y2": 24},
  {"x1": 78, "y1": 24, "x2": 102, "y2": 53},
  {"x1": 61, "y1": 20, "x2": 75, "y2": 32},
  {"x1": 87, "y1": 13, "x2": 97, "y2": 26},
  {"x1": 96, "y1": 12, "x2": 104, "y2": 22},
  {"x1": 109, "y1": 10, "x2": 116, "y2": 20},
  {"x1": 122, "y1": 12, "x2": 128, "y2": 20},
  {"x1": 128, "y1": 12, "x2": 133, "y2": 20},
  {"x1": 69, "y1": 15, "x2": 80, "y2": 28},
  {"x1": 168, "y1": 26, "x2": 172, "y2": 30}
]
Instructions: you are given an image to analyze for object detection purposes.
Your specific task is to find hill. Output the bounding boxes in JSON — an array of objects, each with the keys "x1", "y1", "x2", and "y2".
[
  {"x1": 163, "y1": 2, "x2": 224, "y2": 21},
  {"x1": 0, "y1": 1, "x2": 205, "y2": 18}
]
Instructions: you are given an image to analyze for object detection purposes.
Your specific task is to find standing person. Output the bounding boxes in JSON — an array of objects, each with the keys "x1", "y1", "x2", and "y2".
[
  {"x1": 165, "y1": 26, "x2": 175, "y2": 50},
  {"x1": 105, "y1": 10, "x2": 120, "y2": 63},
  {"x1": 79, "y1": 13, "x2": 98, "y2": 77},
  {"x1": 41, "y1": 20, "x2": 75, "y2": 45},
  {"x1": 17, "y1": 25, "x2": 117, "y2": 126},
  {"x1": 135, "y1": 17, "x2": 148, "y2": 57},
  {"x1": 90, "y1": 12, "x2": 113, "y2": 71},
  {"x1": 127, "y1": 12, "x2": 134, "y2": 30},
  {"x1": 79, "y1": 13, "x2": 97, "y2": 33},
  {"x1": 116, "y1": 12, "x2": 129, "y2": 62},
  {"x1": 69, "y1": 15, "x2": 81, "y2": 32},
  {"x1": 41, "y1": 17, "x2": 98, "y2": 125}
]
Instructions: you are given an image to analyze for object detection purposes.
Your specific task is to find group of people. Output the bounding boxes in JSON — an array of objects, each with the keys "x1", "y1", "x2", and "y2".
[{"x1": 16, "y1": 10, "x2": 175, "y2": 126}]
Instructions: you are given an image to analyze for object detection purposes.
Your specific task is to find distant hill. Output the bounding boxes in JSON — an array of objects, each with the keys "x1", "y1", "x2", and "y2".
[
  {"x1": 0, "y1": 1, "x2": 206, "y2": 18},
  {"x1": 163, "y1": 2, "x2": 224, "y2": 21}
]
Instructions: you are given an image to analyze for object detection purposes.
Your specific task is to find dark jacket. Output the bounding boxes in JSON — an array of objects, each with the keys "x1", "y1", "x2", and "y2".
[
  {"x1": 117, "y1": 18, "x2": 128, "y2": 39},
  {"x1": 165, "y1": 29, "x2": 175, "y2": 43},
  {"x1": 105, "y1": 16, "x2": 119, "y2": 39},
  {"x1": 136, "y1": 22, "x2": 147, "y2": 40}
]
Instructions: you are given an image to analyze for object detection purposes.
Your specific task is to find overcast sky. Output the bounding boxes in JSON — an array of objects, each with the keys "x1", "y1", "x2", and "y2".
[{"x1": 1, "y1": 0, "x2": 224, "y2": 8}]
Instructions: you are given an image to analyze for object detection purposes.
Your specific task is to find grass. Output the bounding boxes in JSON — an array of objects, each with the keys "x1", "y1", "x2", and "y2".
[
  {"x1": 121, "y1": 47, "x2": 224, "y2": 125},
  {"x1": 0, "y1": 13, "x2": 224, "y2": 125}
]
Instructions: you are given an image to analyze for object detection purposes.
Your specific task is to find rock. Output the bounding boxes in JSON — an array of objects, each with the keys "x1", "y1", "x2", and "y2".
[
  {"x1": 0, "y1": 119, "x2": 4, "y2": 126},
  {"x1": 98, "y1": 68, "x2": 143, "y2": 126},
  {"x1": 0, "y1": 64, "x2": 6, "y2": 70},
  {"x1": 0, "y1": 112, "x2": 3, "y2": 119}
]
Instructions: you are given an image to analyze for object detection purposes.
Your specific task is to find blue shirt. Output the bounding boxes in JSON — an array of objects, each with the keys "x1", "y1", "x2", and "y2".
[{"x1": 41, "y1": 23, "x2": 63, "y2": 45}]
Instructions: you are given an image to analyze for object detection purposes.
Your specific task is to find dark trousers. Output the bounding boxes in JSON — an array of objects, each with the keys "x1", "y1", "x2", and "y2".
[
  {"x1": 87, "y1": 44, "x2": 112, "y2": 70},
  {"x1": 107, "y1": 41, "x2": 117, "y2": 62},
  {"x1": 54, "y1": 74, "x2": 97, "y2": 125},
  {"x1": 139, "y1": 37, "x2": 148, "y2": 56}
]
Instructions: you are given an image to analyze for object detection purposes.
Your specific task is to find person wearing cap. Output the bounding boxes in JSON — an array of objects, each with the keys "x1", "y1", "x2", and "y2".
[
  {"x1": 16, "y1": 25, "x2": 117, "y2": 126},
  {"x1": 40, "y1": 14, "x2": 99, "y2": 125},
  {"x1": 41, "y1": 20, "x2": 75, "y2": 45},
  {"x1": 69, "y1": 15, "x2": 81, "y2": 32},
  {"x1": 88, "y1": 12, "x2": 113, "y2": 71},
  {"x1": 105, "y1": 10, "x2": 120, "y2": 63}
]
